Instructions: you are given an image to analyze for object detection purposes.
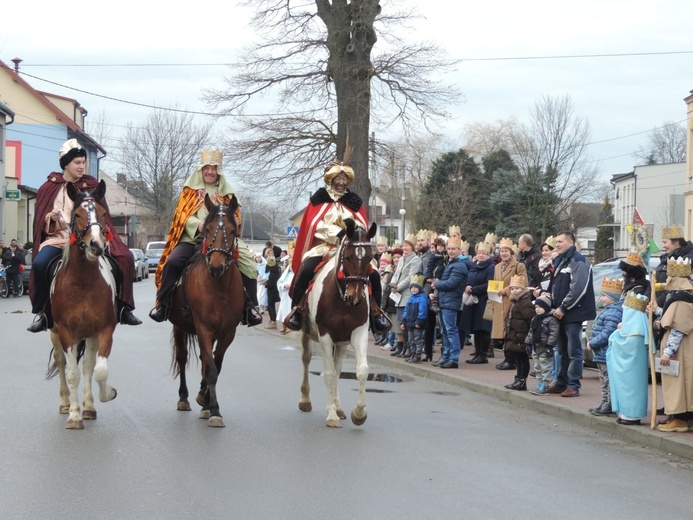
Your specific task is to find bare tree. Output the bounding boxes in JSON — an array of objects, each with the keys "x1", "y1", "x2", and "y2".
[
  {"x1": 204, "y1": 0, "x2": 459, "y2": 210},
  {"x1": 633, "y1": 121, "x2": 687, "y2": 165},
  {"x1": 118, "y1": 108, "x2": 215, "y2": 236}
]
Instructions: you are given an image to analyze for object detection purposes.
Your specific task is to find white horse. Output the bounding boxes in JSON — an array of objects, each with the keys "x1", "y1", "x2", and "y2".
[{"x1": 298, "y1": 221, "x2": 377, "y2": 427}]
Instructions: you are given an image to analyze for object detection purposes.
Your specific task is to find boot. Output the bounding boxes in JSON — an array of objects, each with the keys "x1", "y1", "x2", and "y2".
[
  {"x1": 486, "y1": 345, "x2": 495, "y2": 358},
  {"x1": 504, "y1": 376, "x2": 519, "y2": 389},
  {"x1": 241, "y1": 276, "x2": 262, "y2": 327},
  {"x1": 118, "y1": 301, "x2": 142, "y2": 325},
  {"x1": 370, "y1": 301, "x2": 392, "y2": 333},
  {"x1": 408, "y1": 354, "x2": 422, "y2": 364},
  {"x1": 397, "y1": 344, "x2": 410, "y2": 358},
  {"x1": 510, "y1": 378, "x2": 527, "y2": 391},
  {"x1": 27, "y1": 312, "x2": 48, "y2": 333},
  {"x1": 149, "y1": 305, "x2": 168, "y2": 323},
  {"x1": 391, "y1": 341, "x2": 404, "y2": 357}
]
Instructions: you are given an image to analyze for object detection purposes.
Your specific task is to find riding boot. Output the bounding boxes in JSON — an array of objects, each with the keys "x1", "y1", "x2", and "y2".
[
  {"x1": 285, "y1": 292, "x2": 308, "y2": 331},
  {"x1": 369, "y1": 301, "x2": 392, "y2": 333},
  {"x1": 241, "y1": 276, "x2": 262, "y2": 327},
  {"x1": 118, "y1": 300, "x2": 142, "y2": 326},
  {"x1": 27, "y1": 312, "x2": 48, "y2": 333},
  {"x1": 391, "y1": 341, "x2": 404, "y2": 357}
]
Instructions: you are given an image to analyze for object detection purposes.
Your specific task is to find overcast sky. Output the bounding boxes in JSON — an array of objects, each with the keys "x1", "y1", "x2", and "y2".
[{"x1": 2, "y1": 0, "x2": 692, "y2": 188}]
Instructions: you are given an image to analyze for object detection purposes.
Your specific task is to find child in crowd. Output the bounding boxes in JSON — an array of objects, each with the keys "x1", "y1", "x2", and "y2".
[
  {"x1": 425, "y1": 237, "x2": 447, "y2": 313},
  {"x1": 502, "y1": 275, "x2": 536, "y2": 391},
  {"x1": 525, "y1": 294, "x2": 560, "y2": 395},
  {"x1": 400, "y1": 275, "x2": 429, "y2": 363},
  {"x1": 586, "y1": 278, "x2": 624, "y2": 415}
]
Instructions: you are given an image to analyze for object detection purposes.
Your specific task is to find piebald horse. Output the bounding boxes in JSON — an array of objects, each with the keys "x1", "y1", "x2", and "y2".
[
  {"x1": 299, "y1": 219, "x2": 377, "y2": 427},
  {"x1": 48, "y1": 180, "x2": 118, "y2": 429},
  {"x1": 169, "y1": 194, "x2": 244, "y2": 428}
]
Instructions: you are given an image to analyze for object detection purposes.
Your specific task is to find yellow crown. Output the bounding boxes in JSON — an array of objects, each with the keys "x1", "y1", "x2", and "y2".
[
  {"x1": 448, "y1": 225, "x2": 461, "y2": 236},
  {"x1": 542, "y1": 235, "x2": 557, "y2": 250},
  {"x1": 459, "y1": 240, "x2": 470, "y2": 253},
  {"x1": 200, "y1": 148, "x2": 223, "y2": 168},
  {"x1": 447, "y1": 236, "x2": 462, "y2": 249},
  {"x1": 509, "y1": 274, "x2": 528, "y2": 288},
  {"x1": 624, "y1": 291, "x2": 649, "y2": 312},
  {"x1": 662, "y1": 225, "x2": 684, "y2": 240},
  {"x1": 416, "y1": 229, "x2": 432, "y2": 240},
  {"x1": 485, "y1": 232, "x2": 497, "y2": 244},
  {"x1": 377, "y1": 236, "x2": 389, "y2": 246},
  {"x1": 498, "y1": 237, "x2": 515, "y2": 251},
  {"x1": 410, "y1": 274, "x2": 425, "y2": 287},
  {"x1": 623, "y1": 251, "x2": 645, "y2": 267},
  {"x1": 475, "y1": 241, "x2": 490, "y2": 254},
  {"x1": 667, "y1": 257, "x2": 692, "y2": 277},
  {"x1": 379, "y1": 252, "x2": 392, "y2": 263},
  {"x1": 404, "y1": 234, "x2": 417, "y2": 247},
  {"x1": 600, "y1": 277, "x2": 623, "y2": 296}
]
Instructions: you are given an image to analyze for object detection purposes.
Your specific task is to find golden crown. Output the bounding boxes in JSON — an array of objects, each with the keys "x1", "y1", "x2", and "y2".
[
  {"x1": 624, "y1": 251, "x2": 645, "y2": 267},
  {"x1": 447, "y1": 236, "x2": 462, "y2": 249},
  {"x1": 200, "y1": 148, "x2": 223, "y2": 167},
  {"x1": 377, "y1": 236, "x2": 389, "y2": 246},
  {"x1": 380, "y1": 252, "x2": 392, "y2": 263},
  {"x1": 485, "y1": 232, "x2": 497, "y2": 244},
  {"x1": 542, "y1": 235, "x2": 557, "y2": 250},
  {"x1": 459, "y1": 240, "x2": 470, "y2": 253},
  {"x1": 662, "y1": 225, "x2": 684, "y2": 240},
  {"x1": 448, "y1": 225, "x2": 461, "y2": 236},
  {"x1": 410, "y1": 274, "x2": 425, "y2": 287},
  {"x1": 509, "y1": 274, "x2": 528, "y2": 288},
  {"x1": 667, "y1": 257, "x2": 692, "y2": 277},
  {"x1": 499, "y1": 237, "x2": 515, "y2": 250},
  {"x1": 600, "y1": 277, "x2": 623, "y2": 295},
  {"x1": 416, "y1": 229, "x2": 432, "y2": 240},
  {"x1": 475, "y1": 241, "x2": 491, "y2": 254},
  {"x1": 404, "y1": 234, "x2": 417, "y2": 247},
  {"x1": 624, "y1": 291, "x2": 649, "y2": 312}
]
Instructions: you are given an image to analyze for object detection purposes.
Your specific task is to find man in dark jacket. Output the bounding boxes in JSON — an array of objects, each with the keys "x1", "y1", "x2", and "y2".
[
  {"x1": 518, "y1": 233, "x2": 542, "y2": 289},
  {"x1": 431, "y1": 236, "x2": 468, "y2": 369},
  {"x1": 2, "y1": 239, "x2": 25, "y2": 296},
  {"x1": 546, "y1": 231, "x2": 596, "y2": 397}
]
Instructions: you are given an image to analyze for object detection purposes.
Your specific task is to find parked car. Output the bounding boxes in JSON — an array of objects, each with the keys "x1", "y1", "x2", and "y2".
[
  {"x1": 581, "y1": 256, "x2": 659, "y2": 367},
  {"x1": 146, "y1": 241, "x2": 166, "y2": 273},
  {"x1": 20, "y1": 251, "x2": 31, "y2": 293},
  {"x1": 130, "y1": 248, "x2": 148, "y2": 282}
]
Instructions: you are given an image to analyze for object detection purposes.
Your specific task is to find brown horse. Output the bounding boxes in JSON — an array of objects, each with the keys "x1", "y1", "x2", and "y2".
[
  {"x1": 169, "y1": 194, "x2": 244, "y2": 428},
  {"x1": 48, "y1": 180, "x2": 118, "y2": 429},
  {"x1": 298, "y1": 219, "x2": 377, "y2": 427}
]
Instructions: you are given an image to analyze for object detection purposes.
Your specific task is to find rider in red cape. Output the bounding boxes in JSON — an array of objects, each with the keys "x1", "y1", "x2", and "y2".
[
  {"x1": 28, "y1": 139, "x2": 141, "y2": 332},
  {"x1": 285, "y1": 155, "x2": 391, "y2": 332}
]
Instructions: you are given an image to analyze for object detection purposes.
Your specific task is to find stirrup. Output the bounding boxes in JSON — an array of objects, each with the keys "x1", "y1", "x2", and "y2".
[{"x1": 285, "y1": 307, "x2": 303, "y2": 331}]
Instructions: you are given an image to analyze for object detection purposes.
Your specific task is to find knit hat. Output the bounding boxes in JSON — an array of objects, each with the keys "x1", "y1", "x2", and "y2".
[
  {"x1": 600, "y1": 277, "x2": 623, "y2": 301},
  {"x1": 59, "y1": 139, "x2": 87, "y2": 169},
  {"x1": 391, "y1": 247, "x2": 403, "y2": 256},
  {"x1": 410, "y1": 274, "x2": 425, "y2": 291},
  {"x1": 534, "y1": 294, "x2": 552, "y2": 312},
  {"x1": 379, "y1": 253, "x2": 392, "y2": 264}
]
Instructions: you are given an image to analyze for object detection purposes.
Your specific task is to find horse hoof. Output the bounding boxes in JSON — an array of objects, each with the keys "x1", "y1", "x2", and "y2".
[
  {"x1": 351, "y1": 411, "x2": 367, "y2": 426},
  {"x1": 177, "y1": 400, "x2": 191, "y2": 412},
  {"x1": 199, "y1": 410, "x2": 211, "y2": 420},
  {"x1": 196, "y1": 393, "x2": 206, "y2": 407},
  {"x1": 337, "y1": 408, "x2": 347, "y2": 420},
  {"x1": 66, "y1": 419, "x2": 84, "y2": 430},
  {"x1": 298, "y1": 402, "x2": 312, "y2": 413},
  {"x1": 208, "y1": 416, "x2": 226, "y2": 428},
  {"x1": 83, "y1": 410, "x2": 97, "y2": 420},
  {"x1": 326, "y1": 418, "x2": 342, "y2": 428},
  {"x1": 59, "y1": 404, "x2": 70, "y2": 414}
]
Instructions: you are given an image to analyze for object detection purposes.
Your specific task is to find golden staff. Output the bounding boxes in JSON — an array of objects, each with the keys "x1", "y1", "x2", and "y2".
[{"x1": 648, "y1": 270, "x2": 658, "y2": 430}]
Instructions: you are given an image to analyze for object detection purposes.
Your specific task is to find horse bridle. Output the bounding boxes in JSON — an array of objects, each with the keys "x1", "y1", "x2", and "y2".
[
  {"x1": 203, "y1": 204, "x2": 238, "y2": 273},
  {"x1": 336, "y1": 233, "x2": 372, "y2": 303},
  {"x1": 70, "y1": 196, "x2": 109, "y2": 250}
]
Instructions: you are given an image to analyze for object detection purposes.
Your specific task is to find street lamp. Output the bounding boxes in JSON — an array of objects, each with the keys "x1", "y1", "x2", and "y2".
[{"x1": 399, "y1": 207, "x2": 406, "y2": 243}]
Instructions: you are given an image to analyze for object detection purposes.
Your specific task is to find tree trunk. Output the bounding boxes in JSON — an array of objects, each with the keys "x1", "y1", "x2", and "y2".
[{"x1": 317, "y1": 0, "x2": 380, "y2": 219}]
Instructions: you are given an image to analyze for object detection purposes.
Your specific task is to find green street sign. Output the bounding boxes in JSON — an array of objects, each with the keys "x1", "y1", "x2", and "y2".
[{"x1": 5, "y1": 189, "x2": 20, "y2": 201}]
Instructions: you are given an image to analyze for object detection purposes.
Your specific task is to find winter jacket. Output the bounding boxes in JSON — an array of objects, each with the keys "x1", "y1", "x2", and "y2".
[
  {"x1": 589, "y1": 299, "x2": 623, "y2": 363},
  {"x1": 382, "y1": 269, "x2": 398, "y2": 314},
  {"x1": 655, "y1": 241, "x2": 693, "y2": 307},
  {"x1": 491, "y1": 258, "x2": 527, "y2": 339},
  {"x1": 549, "y1": 246, "x2": 596, "y2": 323},
  {"x1": 502, "y1": 291, "x2": 535, "y2": 353},
  {"x1": 525, "y1": 311, "x2": 560, "y2": 357},
  {"x1": 401, "y1": 291, "x2": 429, "y2": 328},
  {"x1": 435, "y1": 256, "x2": 468, "y2": 311},
  {"x1": 389, "y1": 253, "x2": 423, "y2": 308},
  {"x1": 518, "y1": 244, "x2": 542, "y2": 288},
  {"x1": 425, "y1": 252, "x2": 447, "y2": 281},
  {"x1": 460, "y1": 258, "x2": 495, "y2": 333}
]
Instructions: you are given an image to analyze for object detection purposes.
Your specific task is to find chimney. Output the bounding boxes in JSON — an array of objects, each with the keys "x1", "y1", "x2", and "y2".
[{"x1": 11, "y1": 58, "x2": 22, "y2": 73}]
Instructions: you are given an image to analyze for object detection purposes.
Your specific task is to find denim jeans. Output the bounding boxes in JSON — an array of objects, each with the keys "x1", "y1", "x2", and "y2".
[
  {"x1": 439, "y1": 308, "x2": 461, "y2": 363},
  {"x1": 31, "y1": 245, "x2": 63, "y2": 314},
  {"x1": 556, "y1": 321, "x2": 583, "y2": 390}
]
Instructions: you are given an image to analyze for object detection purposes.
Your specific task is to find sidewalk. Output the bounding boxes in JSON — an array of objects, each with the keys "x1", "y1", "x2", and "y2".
[{"x1": 264, "y1": 325, "x2": 693, "y2": 461}]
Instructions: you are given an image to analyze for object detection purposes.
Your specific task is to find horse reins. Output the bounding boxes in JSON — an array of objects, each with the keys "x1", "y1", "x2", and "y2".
[
  {"x1": 69, "y1": 196, "x2": 111, "y2": 250},
  {"x1": 203, "y1": 204, "x2": 239, "y2": 273},
  {"x1": 335, "y1": 232, "x2": 373, "y2": 303}
]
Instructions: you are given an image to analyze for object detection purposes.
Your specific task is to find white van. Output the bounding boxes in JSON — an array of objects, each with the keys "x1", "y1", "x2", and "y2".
[{"x1": 145, "y1": 241, "x2": 166, "y2": 273}]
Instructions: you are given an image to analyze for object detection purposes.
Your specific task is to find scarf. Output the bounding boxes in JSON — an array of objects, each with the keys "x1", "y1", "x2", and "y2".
[{"x1": 531, "y1": 312, "x2": 550, "y2": 346}]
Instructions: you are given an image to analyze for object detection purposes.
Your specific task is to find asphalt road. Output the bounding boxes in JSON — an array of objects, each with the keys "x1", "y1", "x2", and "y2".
[{"x1": 1, "y1": 279, "x2": 692, "y2": 520}]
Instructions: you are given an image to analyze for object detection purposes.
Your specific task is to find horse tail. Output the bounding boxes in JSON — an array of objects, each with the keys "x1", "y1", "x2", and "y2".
[
  {"x1": 44, "y1": 340, "x2": 85, "y2": 379},
  {"x1": 170, "y1": 329, "x2": 199, "y2": 378}
]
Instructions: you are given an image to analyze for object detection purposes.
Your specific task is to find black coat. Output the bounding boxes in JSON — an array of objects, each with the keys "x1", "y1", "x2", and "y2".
[{"x1": 460, "y1": 258, "x2": 494, "y2": 333}]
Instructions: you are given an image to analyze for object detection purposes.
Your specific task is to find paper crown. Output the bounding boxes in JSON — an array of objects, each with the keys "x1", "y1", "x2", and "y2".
[
  {"x1": 600, "y1": 277, "x2": 623, "y2": 298},
  {"x1": 498, "y1": 237, "x2": 515, "y2": 251},
  {"x1": 623, "y1": 251, "x2": 645, "y2": 267},
  {"x1": 376, "y1": 236, "x2": 389, "y2": 246},
  {"x1": 624, "y1": 291, "x2": 649, "y2": 312},
  {"x1": 200, "y1": 148, "x2": 223, "y2": 168},
  {"x1": 416, "y1": 229, "x2": 432, "y2": 240},
  {"x1": 448, "y1": 225, "x2": 461, "y2": 236},
  {"x1": 475, "y1": 241, "x2": 491, "y2": 254},
  {"x1": 509, "y1": 274, "x2": 528, "y2": 288},
  {"x1": 448, "y1": 236, "x2": 462, "y2": 249},
  {"x1": 459, "y1": 240, "x2": 470, "y2": 253},
  {"x1": 410, "y1": 274, "x2": 425, "y2": 288},
  {"x1": 662, "y1": 225, "x2": 685, "y2": 240},
  {"x1": 379, "y1": 252, "x2": 392, "y2": 263},
  {"x1": 287, "y1": 239, "x2": 295, "y2": 251},
  {"x1": 667, "y1": 257, "x2": 692, "y2": 277},
  {"x1": 485, "y1": 232, "x2": 497, "y2": 244},
  {"x1": 542, "y1": 235, "x2": 557, "y2": 250},
  {"x1": 403, "y1": 234, "x2": 417, "y2": 247}
]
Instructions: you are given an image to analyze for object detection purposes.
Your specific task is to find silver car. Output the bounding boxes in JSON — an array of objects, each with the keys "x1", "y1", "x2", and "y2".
[{"x1": 130, "y1": 248, "x2": 148, "y2": 282}]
